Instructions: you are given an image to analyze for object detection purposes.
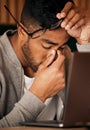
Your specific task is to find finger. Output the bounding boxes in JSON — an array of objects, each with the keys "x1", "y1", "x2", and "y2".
[
  {"x1": 56, "y1": 12, "x2": 66, "y2": 20},
  {"x1": 39, "y1": 50, "x2": 56, "y2": 69},
  {"x1": 65, "y1": 13, "x2": 82, "y2": 30},
  {"x1": 71, "y1": 18, "x2": 85, "y2": 30},
  {"x1": 56, "y1": 2, "x2": 73, "y2": 19},
  {"x1": 57, "y1": 51, "x2": 65, "y2": 72},
  {"x1": 61, "y1": 9, "x2": 76, "y2": 28},
  {"x1": 51, "y1": 51, "x2": 65, "y2": 68}
]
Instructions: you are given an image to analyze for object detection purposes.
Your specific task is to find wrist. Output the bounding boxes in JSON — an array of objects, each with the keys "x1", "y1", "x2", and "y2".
[
  {"x1": 77, "y1": 22, "x2": 90, "y2": 45},
  {"x1": 30, "y1": 88, "x2": 46, "y2": 103},
  {"x1": 77, "y1": 38, "x2": 90, "y2": 45}
]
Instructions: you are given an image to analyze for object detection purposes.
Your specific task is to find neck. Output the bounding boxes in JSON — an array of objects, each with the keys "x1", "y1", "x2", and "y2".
[{"x1": 24, "y1": 67, "x2": 36, "y2": 77}]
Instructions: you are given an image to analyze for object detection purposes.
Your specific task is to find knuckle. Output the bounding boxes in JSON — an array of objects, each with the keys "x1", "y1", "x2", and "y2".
[
  {"x1": 71, "y1": 9, "x2": 75, "y2": 14},
  {"x1": 70, "y1": 9, "x2": 75, "y2": 15},
  {"x1": 68, "y1": 21, "x2": 73, "y2": 26},
  {"x1": 53, "y1": 67, "x2": 59, "y2": 73},
  {"x1": 57, "y1": 72, "x2": 65, "y2": 79},
  {"x1": 75, "y1": 13, "x2": 80, "y2": 19},
  {"x1": 81, "y1": 18, "x2": 85, "y2": 23}
]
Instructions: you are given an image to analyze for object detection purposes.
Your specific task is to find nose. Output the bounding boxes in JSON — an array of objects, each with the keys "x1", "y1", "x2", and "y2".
[
  {"x1": 47, "y1": 46, "x2": 64, "y2": 58},
  {"x1": 53, "y1": 46, "x2": 64, "y2": 53}
]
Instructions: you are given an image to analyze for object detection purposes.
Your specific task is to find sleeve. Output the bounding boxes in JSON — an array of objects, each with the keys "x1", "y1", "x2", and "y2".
[
  {"x1": 0, "y1": 91, "x2": 45, "y2": 128},
  {"x1": 76, "y1": 43, "x2": 90, "y2": 52}
]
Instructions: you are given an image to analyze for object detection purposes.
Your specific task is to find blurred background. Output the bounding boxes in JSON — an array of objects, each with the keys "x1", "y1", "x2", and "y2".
[
  {"x1": 0, "y1": 0, "x2": 25, "y2": 35},
  {"x1": 0, "y1": 0, "x2": 90, "y2": 51},
  {"x1": 0, "y1": 0, "x2": 25, "y2": 25}
]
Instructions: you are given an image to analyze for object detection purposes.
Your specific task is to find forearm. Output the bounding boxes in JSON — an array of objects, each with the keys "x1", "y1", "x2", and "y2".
[{"x1": 0, "y1": 91, "x2": 45, "y2": 128}]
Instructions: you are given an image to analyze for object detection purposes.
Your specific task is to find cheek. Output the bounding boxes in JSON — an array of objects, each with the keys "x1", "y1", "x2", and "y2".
[
  {"x1": 29, "y1": 42, "x2": 48, "y2": 63},
  {"x1": 35, "y1": 49, "x2": 48, "y2": 64}
]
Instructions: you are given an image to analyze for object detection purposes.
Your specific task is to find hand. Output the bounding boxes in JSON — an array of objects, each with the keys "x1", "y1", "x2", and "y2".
[
  {"x1": 56, "y1": 2, "x2": 90, "y2": 44},
  {"x1": 76, "y1": 10, "x2": 90, "y2": 44},
  {"x1": 30, "y1": 50, "x2": 65, "y2": 102}
]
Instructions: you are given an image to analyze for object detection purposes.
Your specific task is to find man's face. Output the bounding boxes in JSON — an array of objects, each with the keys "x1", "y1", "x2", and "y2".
[{"x1": 22, "y1": 28, "x2": 70, "y2": 75}]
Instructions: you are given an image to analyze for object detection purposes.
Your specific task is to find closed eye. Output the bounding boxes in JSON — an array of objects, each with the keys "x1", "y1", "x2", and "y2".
[
  {"x1": 42, "y1": 44, "x2": 52, "y2": 49},
  {"x1": 41, "y1": 38, "x2": 58, "y2": 50}
]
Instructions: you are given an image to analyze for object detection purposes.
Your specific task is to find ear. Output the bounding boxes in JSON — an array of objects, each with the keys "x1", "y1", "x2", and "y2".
[{"x1": 17, "y1": 24, "x2": 28, "y2": 41}]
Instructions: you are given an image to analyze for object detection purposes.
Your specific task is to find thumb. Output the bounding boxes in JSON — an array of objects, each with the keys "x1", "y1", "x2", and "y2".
[{"x1": 39, "y1": 50, "x2": 56, "y2": 70}]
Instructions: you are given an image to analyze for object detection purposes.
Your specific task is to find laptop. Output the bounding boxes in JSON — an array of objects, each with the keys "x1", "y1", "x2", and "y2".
[{"x1": 21, "y1": 52, "x2": 90, "y2": 128}]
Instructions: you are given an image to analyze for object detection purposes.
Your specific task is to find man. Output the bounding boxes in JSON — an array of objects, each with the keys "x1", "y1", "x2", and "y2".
[{"x1": 0, "y1": 0, "x2": 90, "y2": 127}]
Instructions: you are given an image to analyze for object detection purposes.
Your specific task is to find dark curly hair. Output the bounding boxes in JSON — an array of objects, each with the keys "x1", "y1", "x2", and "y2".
[{"x1": 21, "y1": 0, "x2": 73, "y2": 29}]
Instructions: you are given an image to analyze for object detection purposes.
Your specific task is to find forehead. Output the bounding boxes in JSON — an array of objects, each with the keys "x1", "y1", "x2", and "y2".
[{"x1": 40, "y1": 28, "x2": 70, "y2": 46}]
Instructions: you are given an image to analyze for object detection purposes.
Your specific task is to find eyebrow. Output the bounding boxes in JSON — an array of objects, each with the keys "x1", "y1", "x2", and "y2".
[{"x1": 41, "y1": 38, "x2": 59, "y2": 46}]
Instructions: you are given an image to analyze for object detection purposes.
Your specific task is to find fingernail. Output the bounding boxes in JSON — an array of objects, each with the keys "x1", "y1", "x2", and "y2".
[
  {"x1": 56, "y1": 12, "x2": 66, "y2": 19},
  {"x1": 65, "y1": 25, "x2": 70, "y2": 30},
  {"x1": 56, "y1": 13, "x2": 61, "y2": 19},
  {"x1": 61, "y1": 22, "x2": 66, "y2": 28},
  {"x1": 61, "y1": 12, "x2": 66, "y2": 17}
]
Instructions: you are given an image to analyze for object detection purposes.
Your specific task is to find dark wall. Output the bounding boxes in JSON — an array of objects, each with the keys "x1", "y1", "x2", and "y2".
[{"x1": 0, "y1": 25, "x2": 17, "y2": 35}]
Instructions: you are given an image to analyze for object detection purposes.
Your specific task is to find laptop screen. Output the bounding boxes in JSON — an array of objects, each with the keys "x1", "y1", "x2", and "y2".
[{"x1": 63, "y1": 52, "x2": 90, "y2": 127}]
